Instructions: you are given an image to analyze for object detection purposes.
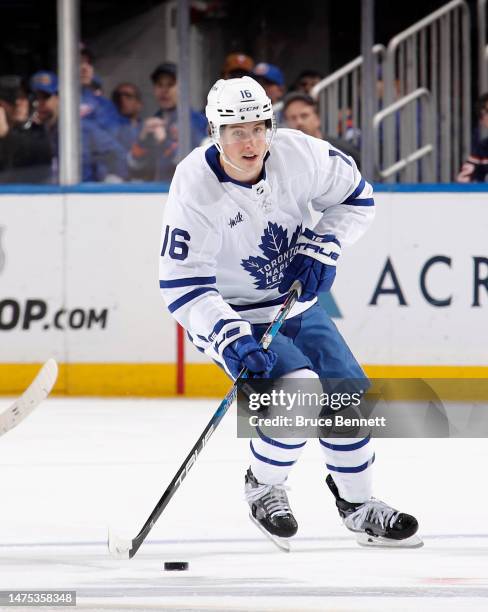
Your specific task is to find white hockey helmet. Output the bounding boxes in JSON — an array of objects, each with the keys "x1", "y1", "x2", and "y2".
[{"x1": 205, "y1": 76, "x2": 276, "y2": 152}]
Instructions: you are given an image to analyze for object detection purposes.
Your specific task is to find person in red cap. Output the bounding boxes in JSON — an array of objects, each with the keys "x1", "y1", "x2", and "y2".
[{"x1": 221, "y1": 53, "x2": 254, "y2": 79}]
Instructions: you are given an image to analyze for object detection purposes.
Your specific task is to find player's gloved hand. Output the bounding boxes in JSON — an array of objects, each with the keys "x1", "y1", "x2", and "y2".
[
  {"x1": 222, "y1": 335, "x2": 277, "y2": 379},
  {"x1": 279, "y1": 229, "x2": 341, "y2": 302}
]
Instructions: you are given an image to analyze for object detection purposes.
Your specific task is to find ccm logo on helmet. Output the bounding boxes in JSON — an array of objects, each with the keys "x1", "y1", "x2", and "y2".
[{"x1": 239, "y1": 105, "x2": 259, "y2": 112}]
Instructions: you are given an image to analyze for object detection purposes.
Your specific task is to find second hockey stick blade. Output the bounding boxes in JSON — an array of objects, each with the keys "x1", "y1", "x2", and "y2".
[{"x1": 0, "y1": 358, "x2": 58, "y2": 436}]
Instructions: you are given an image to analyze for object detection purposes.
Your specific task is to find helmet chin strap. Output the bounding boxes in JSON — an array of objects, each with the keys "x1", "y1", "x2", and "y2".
[
  {"x1": 219, "y1": 148, "x2": 266, "y2": 175},
  {"x1": 212, "y1": 121, "x2": 276, "y2": 178},
  {"x1": 216, "y1": 139, "x2": 273, "y2": 177}
]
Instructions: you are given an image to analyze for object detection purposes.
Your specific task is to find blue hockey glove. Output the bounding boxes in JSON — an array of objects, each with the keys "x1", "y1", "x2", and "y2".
[
  {"x1": 279, "y1": 229, "x2": 341, "y2": 302},
  {"x1": 222, "y1": 335, "x2": 277, "y2": 379}
]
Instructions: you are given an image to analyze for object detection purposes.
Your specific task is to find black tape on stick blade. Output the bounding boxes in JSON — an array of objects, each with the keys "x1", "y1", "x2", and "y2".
[{"x1": 164, "y1": 561, "x2": 189, "y2": 571}]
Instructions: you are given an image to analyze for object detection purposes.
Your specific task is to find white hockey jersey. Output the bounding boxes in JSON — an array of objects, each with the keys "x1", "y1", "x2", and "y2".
[{"x1": 159, "y1": 128, "x2": 374, "y2": 367}]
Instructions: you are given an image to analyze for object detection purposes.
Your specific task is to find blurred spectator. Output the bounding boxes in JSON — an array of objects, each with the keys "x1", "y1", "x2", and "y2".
[
  {"x1": 80, "y1": 43, "x2": 120, "y2": 133},
  {"x1": 375, "y1": 64, "x2": 401, "y2": 106},
  {"x1": 282, "y1": 92, "x2": 361, "y2": 168},
  {"x1": 457, "y1": 93, "x2": 488, "y2": 183},
  {"x1": 29, "y1": 71, "x2": 62, "y2": 181},
  {"x1": 0, "y1": 75, "x2": 52, "y2": 183},
  {"x1": 127, "y1": 62, "x2": 207, "y2": 182},
  {"x1": 221, "y1": 53, "x2": 254, "y2": 79},
  {"x1": 13, "y1": 81, "x2": 31, "y2": 124},
  {"x1": 292, "y1": 69, "x2": 323, "y2": 95},
  {"x1": 30, "y1": 70, "x2": 127, "y2": 182},
  {"x1": 112, "y1": 82, "x2": 143, "y2": 153},
  {"x1": 90, "y1": 74, "x2": 104, "y2": 97},
  {"x1": 253, "y1": 62, "x2": 285, "y2": 105}
]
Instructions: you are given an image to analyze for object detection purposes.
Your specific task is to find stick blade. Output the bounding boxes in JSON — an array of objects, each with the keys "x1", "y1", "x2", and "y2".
[
  {"x1": 107, "y1": 529, "x2": 132, "y2": 559},
  {"x1": 18, "y1": 358, "x2": 58, "y2": 409},
  {"x1": 33, "y1": 358, "x2": 58, "y2": 397},
  {"x1": 0, "y1": 358, "x2": 58, "y2": 435}
]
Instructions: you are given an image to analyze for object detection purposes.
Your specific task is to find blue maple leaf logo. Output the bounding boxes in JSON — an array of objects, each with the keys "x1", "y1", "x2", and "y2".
[{"x1": 241, "y1": 222, "x2": 301, "y2": 290}]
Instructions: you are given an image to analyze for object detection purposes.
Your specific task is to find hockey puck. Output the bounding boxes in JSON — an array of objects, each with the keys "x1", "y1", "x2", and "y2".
[{"x1": 164, "y1": 561, "x2": 189, "y2": 571}]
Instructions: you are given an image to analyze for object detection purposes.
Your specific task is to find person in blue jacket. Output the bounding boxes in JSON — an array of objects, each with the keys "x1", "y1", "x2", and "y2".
[{"x1": 79, "y1": 44, "x2": 120, "y2": 135}]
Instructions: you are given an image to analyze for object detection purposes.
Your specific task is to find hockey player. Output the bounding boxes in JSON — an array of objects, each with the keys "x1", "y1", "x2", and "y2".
[{"x1": 159, "y1": 76, "x2": 420, "y2": 549}]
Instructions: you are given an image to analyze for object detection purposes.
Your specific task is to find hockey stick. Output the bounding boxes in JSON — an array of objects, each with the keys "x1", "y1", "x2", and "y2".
[
  {"x1": 108, "y1": 281, "x2": 302, "y2": 559},
  {"x1": 0, "y1": 359, "x2": 58, "y2": 436}
]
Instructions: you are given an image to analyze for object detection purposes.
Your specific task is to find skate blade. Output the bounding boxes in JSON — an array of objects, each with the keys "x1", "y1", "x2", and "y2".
[
  {"x1": 248, "y1": 513, "x2": 291, "y2": 553},
  {"x1": 355, "y1": 532, "x2": 424, "y2": 549}
]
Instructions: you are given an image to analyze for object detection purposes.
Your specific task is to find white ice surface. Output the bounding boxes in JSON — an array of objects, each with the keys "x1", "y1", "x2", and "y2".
[{"x1": 0, "y1": 396, "x2": 487, "y2": 611}]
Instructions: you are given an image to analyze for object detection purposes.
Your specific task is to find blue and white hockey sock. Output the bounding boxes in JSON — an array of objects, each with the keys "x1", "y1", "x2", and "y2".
[
  {"x1": 249, "y1": 428, "x2": 307, "y2": 485},
  {"x1": 319, "y1": 436, "x2": 374, "y2": 503},
  {"x1": 248, "y1": 368, "x2": 317, "y2": 485}
]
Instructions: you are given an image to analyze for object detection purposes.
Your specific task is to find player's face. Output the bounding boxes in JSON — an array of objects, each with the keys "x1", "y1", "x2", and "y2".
[{"x1": 220, "y1": 120, "x2": 268, "y2": 182}]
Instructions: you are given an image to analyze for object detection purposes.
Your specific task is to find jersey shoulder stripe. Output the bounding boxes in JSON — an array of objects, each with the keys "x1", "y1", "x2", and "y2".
[{"x1": 329, "y1": 148, "x2": 353, "y2": 167}]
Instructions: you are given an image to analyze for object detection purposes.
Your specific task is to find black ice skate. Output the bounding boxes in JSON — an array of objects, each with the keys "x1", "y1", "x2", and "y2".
[
  {"x1": 245, "y1": 468, "x2": 298, "y2": 552},
  {"x1": 326, "y1": 474, "x2": 423, "y2": 548}
]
